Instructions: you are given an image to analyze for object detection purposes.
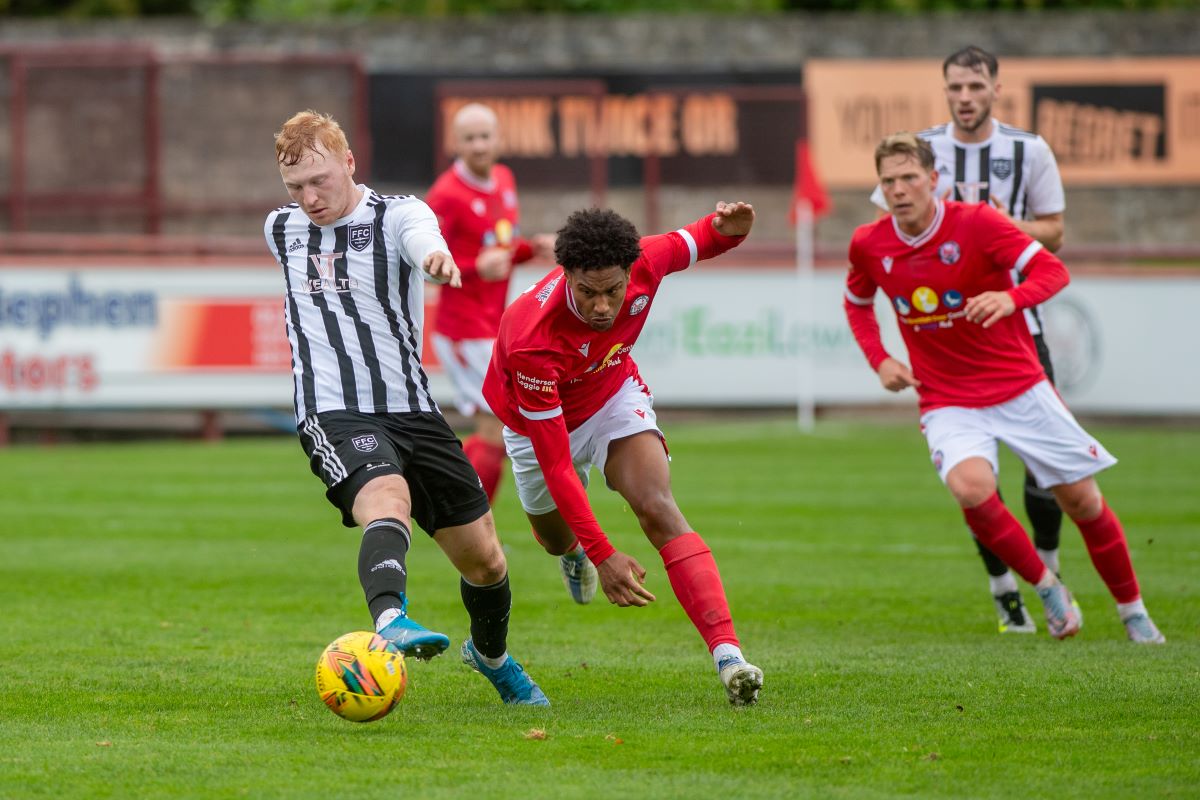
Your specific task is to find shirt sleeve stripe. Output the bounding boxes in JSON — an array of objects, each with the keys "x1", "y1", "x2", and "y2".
[
  {"x1": 519, "y1": 405, "x2": 564, "y2": 421},
  {"x1": 1013, "y1": 240, "x2": 1044, "y2": 273},
  {"x1": 676, "y1": 228, "x2": 698, "y2": 266},
  {"x1": 845, "y1": 288, "x2": 875, "y2": 306}
]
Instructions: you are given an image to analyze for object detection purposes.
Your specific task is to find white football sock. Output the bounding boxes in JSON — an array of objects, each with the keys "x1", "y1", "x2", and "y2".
[
  {"x1": 375, "y1": 607, "x2": 403, "y2": 631},
  {"x1": 479, "y1": 651, "x2": 508, "y2": 670},
  {"x1": 711, "y1": 643, "x2": 744, "y2": 671},
  {"x1": 1117, "y1": 598, "x2": 1147, "y2": 621},
  {"x1": 1037, "y1": 547, "x2": 1060, "y2": 575},
  {"x1": 989, "y1": 571, "x2": 1019, "y2": 596}
]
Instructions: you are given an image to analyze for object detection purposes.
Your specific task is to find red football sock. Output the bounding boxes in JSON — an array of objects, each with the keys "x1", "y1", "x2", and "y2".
[
  {"x1": 962, "y1": 492, "x2": 1047, "y2": 585},
  {"x1": 1074, "y1": 501, "x2": 1140, "y2": 603},
  {"x1": 463, "y1": 434, "x2": 506, "y2": 503},
  {"x1": 660, "y1": 532, "x2": 739, "y2": 651}
]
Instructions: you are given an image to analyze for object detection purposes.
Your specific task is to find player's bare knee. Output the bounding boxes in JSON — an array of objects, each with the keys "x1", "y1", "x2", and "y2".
[
  {"x1": 1053, "y1": 481, "x2": 1103, "y2": 521},
  {"x1": 630, "y1": 492, "x2": 687, "y2": 540}
]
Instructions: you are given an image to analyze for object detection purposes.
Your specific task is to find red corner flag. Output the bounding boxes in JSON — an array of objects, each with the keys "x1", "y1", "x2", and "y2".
[{"x1": 790, "y1": 139, "x2": 832, "y2": 222}]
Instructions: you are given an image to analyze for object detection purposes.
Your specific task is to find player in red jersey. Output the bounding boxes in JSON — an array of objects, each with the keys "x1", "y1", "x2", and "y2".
[
  {"x1": 844, "y1": 133, "x2": 1164, "y2": 644},
  {"x1": 482, "y1": 203, "x2": 765, "y2": 705},
  {"x1": 427, "y1": 103, "x2": 554, "y2": 503}
]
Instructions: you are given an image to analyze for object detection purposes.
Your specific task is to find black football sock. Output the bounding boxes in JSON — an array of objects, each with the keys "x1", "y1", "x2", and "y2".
[
  {"x1": 460, "y1": 574, "x2": 511, "y2": 660},
  {"x1": 973, "y1": 534, "x2": 1011, "y2": 578},
  {"x1": 358, "y1": 518, "x2": 411, "y2": 623},
  {"x1": 1024, "y1": 470, "x2": 1064, "y2": 553}
]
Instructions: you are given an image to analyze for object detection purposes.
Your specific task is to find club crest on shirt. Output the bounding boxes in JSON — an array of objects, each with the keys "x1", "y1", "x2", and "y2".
[
  {"x1": 352, "y1": 435, "x2": 379, "y2": 452},
  {"x1": 938, "y1": 241, "x2": 961, "y2": 265},
  {"x1": 471, "y1": 198, "x2": 487, "y2": 216},
  {"x1": 990, "y1": 158, "x2": 1014, "y2": 180},
  {"x1": 629, "y1": 295, "x2": 650, "y2": 315},
  {"x1": 882, "y1": 256, "x2": 894, "y2": 274},
  {"x1": 348, "y1": 224, "x2": 373, "y2": 252}
]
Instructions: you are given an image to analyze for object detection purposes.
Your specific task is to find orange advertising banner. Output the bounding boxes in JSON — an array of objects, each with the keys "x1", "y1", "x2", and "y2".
[{"x1": 806, "y1": 58, "x2": 1200, "y2": 188}]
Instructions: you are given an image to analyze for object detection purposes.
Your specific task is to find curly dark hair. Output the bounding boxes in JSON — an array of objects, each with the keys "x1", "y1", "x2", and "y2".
[{"x1": 554, "y1": 208, "x2": 642, "y2": 272}]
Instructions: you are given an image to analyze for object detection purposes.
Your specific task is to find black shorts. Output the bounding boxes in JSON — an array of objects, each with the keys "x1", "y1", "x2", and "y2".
[
  {"x1": 297, "y1": 410, "x2": 489, "y2": 534},
  {"x1": 1032, "y1": 332, "x2": 1056, "y2": 385}
]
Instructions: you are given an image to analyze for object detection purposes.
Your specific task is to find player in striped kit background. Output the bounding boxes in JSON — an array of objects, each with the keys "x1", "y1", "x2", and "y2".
[{"x1": 871, "y1": 46, "x2": 1071, "y2": 635}]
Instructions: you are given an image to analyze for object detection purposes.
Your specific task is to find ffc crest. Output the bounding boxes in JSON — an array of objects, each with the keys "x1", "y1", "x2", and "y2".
[
  {"x1": 938, "y1": 241, "x2": 961, "y2": 265},
  {"x1": 629, "y1": 295, "x2": 650, "y2": 315},
  {"x1": 990, "y1": 158, "x2": 1014, "y2": 180},
  {"x1": 352, "y1": 435, "x2": 379, "y2": 452},
  {"x1": 349, "y1": 224, "x2": 374, "y2": 252}
]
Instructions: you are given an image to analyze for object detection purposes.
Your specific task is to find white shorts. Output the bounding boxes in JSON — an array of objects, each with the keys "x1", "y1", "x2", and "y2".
[
  {"x1": 920, "y1": 380, "x2": 1117, "y2": 489},
  {"x1": 431, "y1": 333, "x2": 494, "y2": 417},
  {"x1": 503, "y1": 376, "x2": 664, "y2": 515}
]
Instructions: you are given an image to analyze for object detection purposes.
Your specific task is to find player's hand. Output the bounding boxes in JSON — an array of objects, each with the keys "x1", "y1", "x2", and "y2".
[
  {"x1": 530, "y1": 233, "x2": 557, "y2": 261},
  {"x1": 988, "y1": 194, "x2": 1013, "y2": 218},
  {"x1": 424, "y1": 252, "x2": 461, "y2": 288},
  {"x1": 475, "y1": 246, "x2": 514, "y2": 282},
  {"x1": 877, "y1": 357, "x2": 921, "y2": 392},
  {"x1": 595, "y1": 551, "x2": 656, "y2": 608},
  {"x1": 712, "y1": 201, "x2": 755, "y2": 237},
  {"x1": 964, "y1": 290, "x2": 1017, "y2": 328}
]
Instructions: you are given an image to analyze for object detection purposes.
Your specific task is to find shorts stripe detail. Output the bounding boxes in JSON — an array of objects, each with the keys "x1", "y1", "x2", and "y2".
[
  {"x1": 519, "y1": 405, "x2": 564, "y2": 421},
  {"x1": 845, "y1": 288, "x2": 875, "y2": 306},
  {"x1": 1014, "y1": 240, "x2": 1044, "y2": 273},
  {"x1": 676, "y1": 228, "x2": 698, "y2": 265},
  {"x1": 302, "y1": 415, "x2": 348, "y2": 483}
]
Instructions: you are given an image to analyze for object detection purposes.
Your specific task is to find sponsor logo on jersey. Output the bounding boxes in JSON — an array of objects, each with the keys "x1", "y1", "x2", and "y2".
[
  {"x1": 348, "y1": 224, "x2": 373, "y2": 251},
  {"x1": 494, "y1": 218, "x2": 514, "y2": 246},
  {"x1": 287, "y1": 237, "x2": 305, "y2": 254},
  {"x1": 516, "y1": 370, "x2": 555, "y2": 393},
  {"x1": 535, "y1": 276, "x2": 562, "y2": 307},
  {"x1": 893, "y1": 296, "x2": 911, "y2": 315},
  {"x1": 365, "y1": 462, "x2": 389, "y2": 471},
  {"x1": 629, "y1": 295, "x2": 650, "y2": 315},
  {"x1": 912, "y1": 286, "x2": 939, "y2": 313},
  {"x1": 352, "y1": 434, "x2": 379, "y2": 452},
  {"x1": 990, "y1": 158, "x2": 1013, "y2": 179},
  {"x1": 882, "y1": 256, "x2": 894, "y2": 274},
  {"x1": 942, "y1": 289, "x2": 964, "y2": 309},
  {"x1": 955, "y1": 181, "x2": 988, "y2": 204},
  {"x1": 938, "y1": 241, "x2": 961, "y2": 265},
  {"x1": 305, "y1": 252, "x2": 359, "y2": 294}
]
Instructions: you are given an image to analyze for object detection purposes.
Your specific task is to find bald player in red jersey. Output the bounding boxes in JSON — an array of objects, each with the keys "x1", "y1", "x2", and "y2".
[
  {"x1": 844, "y1": 132, "x2": 1164, "y2": 644},
  {"x1": 483, "y1": 202, "x2": 765, "y2": 705},
  {"x1": 427, "y1": 103, "x2": 554, "y2": 503}
]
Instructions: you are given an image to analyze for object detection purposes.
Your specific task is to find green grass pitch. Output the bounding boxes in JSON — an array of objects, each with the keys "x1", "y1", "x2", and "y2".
[{"x1": 1, "y1": 418, "x2": 1197, "y2": 798}]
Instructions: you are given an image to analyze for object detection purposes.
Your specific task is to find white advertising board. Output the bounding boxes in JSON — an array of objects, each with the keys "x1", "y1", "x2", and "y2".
[{"x1": 1, "y1": 263, "x2": 1195, "y2": 415}]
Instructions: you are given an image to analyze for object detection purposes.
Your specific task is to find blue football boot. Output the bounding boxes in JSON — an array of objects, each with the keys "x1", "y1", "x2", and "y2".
[
  {"x1": 377, "y1": 600, "x2": 450, "y2": 661},
  {"x1": 460, "y1": 639, "x2": 550, "y2": 706}
]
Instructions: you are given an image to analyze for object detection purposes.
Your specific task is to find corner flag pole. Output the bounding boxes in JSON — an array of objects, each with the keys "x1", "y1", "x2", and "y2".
[{"x1": 795, "y1": 195, "x2": 816, "y2": 432}]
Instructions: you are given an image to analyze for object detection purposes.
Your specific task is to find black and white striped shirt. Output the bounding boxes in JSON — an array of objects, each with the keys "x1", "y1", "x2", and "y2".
[
  {"x1": 264, "y1": 186, "x2": 450, "y2": 423},
  {"x1": 871, "y1": 119, "x2": 1065, "y2": 335}
]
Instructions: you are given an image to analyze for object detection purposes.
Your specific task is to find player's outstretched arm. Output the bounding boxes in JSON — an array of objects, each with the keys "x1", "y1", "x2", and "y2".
[
  {"x1": 712, "y1": 201, "x2": 754, "y2": 237},
  {"x1": 423, "y1": 251, "x2": 462, "y2": 288}
]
